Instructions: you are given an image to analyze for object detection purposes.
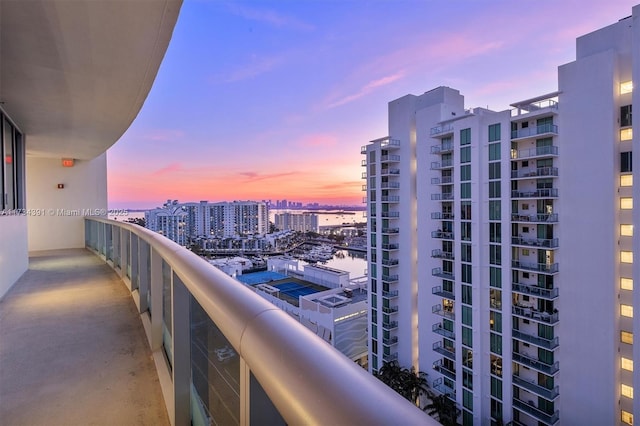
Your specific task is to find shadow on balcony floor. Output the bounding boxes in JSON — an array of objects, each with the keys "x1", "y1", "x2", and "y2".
[{"x1": 0, "y1": 248, "x2": 169, "y2": 426}]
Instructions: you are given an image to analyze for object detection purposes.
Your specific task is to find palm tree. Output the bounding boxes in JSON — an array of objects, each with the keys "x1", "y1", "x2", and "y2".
[
  {"x1": 375, "y1": 361, "x2": 431, "y2": 406},
  {"x1": 424, "y1": 393, "x2": 461, "y2": 426}
]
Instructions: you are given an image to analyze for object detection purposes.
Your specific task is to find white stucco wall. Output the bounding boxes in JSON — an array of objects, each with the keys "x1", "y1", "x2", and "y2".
[
  {"x1": 26, "y1": 153, "x2": 108, "y2": 251},
  {"x1": 0, "y1": 215, "x2": 28, "y2": 298}
]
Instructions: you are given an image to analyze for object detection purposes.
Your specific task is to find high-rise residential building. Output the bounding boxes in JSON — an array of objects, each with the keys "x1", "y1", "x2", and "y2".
[
  {"x1": 274, "y1": 211, "x2": 319, "y2": 232},
  {"x1": 145, "y1": 200, "x2": 189, "y2": 246},
  {"x1": 363, "y1": 6, "x2": 640, "y2": 425}
]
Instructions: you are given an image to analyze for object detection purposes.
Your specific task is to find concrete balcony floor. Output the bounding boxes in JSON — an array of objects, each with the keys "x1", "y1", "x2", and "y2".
[{"x1": 0, "y1": 249, "x2": 169, "y2": 426}]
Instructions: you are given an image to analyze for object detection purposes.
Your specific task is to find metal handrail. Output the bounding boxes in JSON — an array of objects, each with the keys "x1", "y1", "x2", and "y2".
[{"x1": 85, "y1": 218, "x2": 431, "y2": 425}]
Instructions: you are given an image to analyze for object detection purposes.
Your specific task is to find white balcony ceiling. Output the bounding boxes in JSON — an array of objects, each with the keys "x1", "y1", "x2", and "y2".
[{"x1": 0, "y1": 0, "x2": 182, "y2": 159}]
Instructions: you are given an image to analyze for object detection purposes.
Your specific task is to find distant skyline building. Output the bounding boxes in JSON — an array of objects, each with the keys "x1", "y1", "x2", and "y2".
[
  {"x1": 146, "y1": 199, "x2": 269, "y2": 244},
  {"x1": 274, "y1": 211, "x2": 319, "y2": 232},
  {"x1": 363, "y1": 6, "x2": 640, "y2": 425}
]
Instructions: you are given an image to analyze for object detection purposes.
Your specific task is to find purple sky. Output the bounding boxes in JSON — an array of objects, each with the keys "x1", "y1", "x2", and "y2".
[{"x1": 108, "y1": 0, "x2": 639, "y2": 209}]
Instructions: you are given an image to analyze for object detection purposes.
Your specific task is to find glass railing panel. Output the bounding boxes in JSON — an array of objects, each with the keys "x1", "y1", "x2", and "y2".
[
  {"x1": 131, "y1": 234, "x2": 139, "y2": 290},
  {"x1": 106, "y1": 224, "x2": 113, "y2": 261},
  {"x1": 162, "y1": 261, "x2": 173, "y2": 369},
  {"x1": 190, "y1": 294, "x2": 240, "y2": 425},
  {"x1": 123, "y1": 230, "x2": 130, "y2": 278}
]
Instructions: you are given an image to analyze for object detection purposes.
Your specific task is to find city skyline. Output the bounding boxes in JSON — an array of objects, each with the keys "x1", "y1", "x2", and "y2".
[{"x1": 107, "y1": 0, "x2": 638, "y2": 209}]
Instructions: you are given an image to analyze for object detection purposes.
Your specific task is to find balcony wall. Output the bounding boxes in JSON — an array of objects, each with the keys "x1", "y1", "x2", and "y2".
[
  {"x1": 0, "y1": 215, "x2": 28, "y2": 298},
  {"x1": 27, "y1": 155, "x2": 107, "y2": 251}
]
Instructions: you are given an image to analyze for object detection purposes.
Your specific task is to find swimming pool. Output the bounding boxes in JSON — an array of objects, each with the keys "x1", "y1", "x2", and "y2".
[{"x1": 236, "y1": 270, "x2": 288, "y2": 285}]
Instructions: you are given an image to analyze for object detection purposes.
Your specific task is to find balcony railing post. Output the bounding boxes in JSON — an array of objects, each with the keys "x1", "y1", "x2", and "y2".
[
  {"x1": 120, "y1": 228, "x2": 129, "y2": 283},
  {"x1": 171, "y1": 274, "x2": 191, "y2": 426}
]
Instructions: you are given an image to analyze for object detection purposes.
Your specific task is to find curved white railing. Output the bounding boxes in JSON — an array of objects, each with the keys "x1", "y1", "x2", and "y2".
[{"x1": 85, "y1": 217, "x2": 433, "y2": 425}]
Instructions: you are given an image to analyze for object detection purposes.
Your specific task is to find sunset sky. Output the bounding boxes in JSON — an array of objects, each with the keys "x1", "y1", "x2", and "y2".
[{"x1": 107, "y1": 0, "x2": 639, "y2": 209}]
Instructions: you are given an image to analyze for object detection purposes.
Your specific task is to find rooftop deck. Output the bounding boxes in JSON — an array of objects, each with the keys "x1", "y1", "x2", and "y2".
[{"x1": 0, "y1": 249, "x2": 168, "y2": 425}]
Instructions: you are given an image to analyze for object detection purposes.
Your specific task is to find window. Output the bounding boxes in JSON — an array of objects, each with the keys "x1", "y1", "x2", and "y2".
[
  {"x1": 462, "y1": 347, "x2": 473, "y2": 368},
  {"x1": 489, "y1": 162, "x2": 501, "y2": 179},
  {"x1": 460, "y1": 146, "x2": 471, "y2": 163},
  {"x1": 621, "y1": 384, "x2": 634, "y2": 399},
  {"x1": 621, "y1": 251, "x2": 633, "y2": 263},
  {"x1": 621, "y1": 410, "x2": 634, "y2": 425},
  {"x1": 489, "y1": 142, "x2": 501, "y2": 161},
  {"x1": 463, "y1": 389, "x2": 473, "y2": 410},
  {"x1": 1, "y1": 116, "x2": 24, "y2": 210},
  {"x1": 489, "y1": 200, "x2": 500, "y2": 220},
  {"x1": 621, "y1": 105, "x2": 633, "y2": 127},
  {"x1": 621, "y1": 175, "x2": 633, "y2": 187},
  {"x1": 462, "y1": 326, "x2": 473, "y2": 347},
  {"x1": 461, "y1": 222, "x2": 472, "y2": 241},
  {"x1": 461, "y1": 201, "x2": 472, "y2": 220},
  {"x1": 490, "y1": 311, "x2": 502, "y2": 332},
  {"x1": 462, "y1": 264, "x2": 472, "y2": 284},
  {"x1": 490, "y1": 223, "x2": 501, "y2": 243},
  {"x1": 460, "y1": 128, "x2": 471, "y2": 145},
  {"x1": 462, "y1": 284, "x2": 473, "y2": 305},
  {"x1": 462, "y1": 305, "x2": 472, "y2": 326},
  {"x1": 621, "y1": 81, "x2": 634, "y2": 94},
  {"x1": 622, "y1": 357, "x2": 634, "y2": 371},
  {"x1": 621, "y1": 225, "x2": 634, "y2": 236},
  {"x1": 490, "y1": 289, "x2": 502, "y2": 309},
  {"x1": 490, "y1": 267, "x2": 502, "y2": 288},
  {"x1": 490, "y1": 333, "x2": 502, "y2": 355},
  {"x1": 621, "y1": 330, "x2": 634, "y2": 344},
  {"x1": 490, "y1": 377, "x2": 502, "y2": 399},
  {"x1": 621, "y1": 277, "x2": 634, "y2": 290},
  {"x1": 460, "y1": 164, "x2": 471, "y2": 181},
  {"x1": 489, "y1": 123, "x2": 501, "y2": 142},
  {"x1": 621, "y1": 304, "x2": 634, "y2": 318},
  {"x1": 489, "y1": 181, "x2": 501, "y2": 198},
  {"x1": 621, "y1": 128, "x2": 633, "y2": 141},
  {"x1": 621, "y1": 152, "x2": 633, "y2": 173},
  {"x1": 621, "y1": 198, "x2": 633, "y2": 209},
  {"x1": 490, "y1": 244, "x2": 501, "y2": 265},
  {"x1": 463, "y1": 369, "x2": 473, "y2": 390},
  {"x1": 461, "y1": 242, "x2": 472, "y2": 262},
  {"x1": 461, "y1": 182, "x2": 471, "y2": 199}
]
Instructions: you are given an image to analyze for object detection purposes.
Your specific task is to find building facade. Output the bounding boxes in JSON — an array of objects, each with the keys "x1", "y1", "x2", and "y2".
[
  {"x1": 274, "y1": 211, "x2": 319, "y2": 232},
  {"x1": 363, "y1": 7, "x2": 640, "y2": 425}
]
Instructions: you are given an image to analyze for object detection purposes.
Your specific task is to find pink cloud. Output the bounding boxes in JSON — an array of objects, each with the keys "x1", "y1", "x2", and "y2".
[
  {"x1": 152, "y1": 162, "x2": 182, "y2": 176},
  {"x1": 295, "y1": 133, "x2": 338, "y2": 148},
  {"x1": 227, "y1": 4, "x2": 315, "y2": 31},
  {"x1": 237, "y1": 171, "x2": 301, "y2": 182},
  {"x1": 325, "y1": 71, "x2": 406, "y2": 109},
  {"x1": 224, "y1": 54, "x2": 286, "y2": 83}
]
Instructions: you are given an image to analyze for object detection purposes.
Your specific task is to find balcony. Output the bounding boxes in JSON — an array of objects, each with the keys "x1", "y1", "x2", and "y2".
[
  {"x1": 382, "y1": 320, "x2": 399, "y2": 330},
  {"x1": 432, "y1": 268, "x2": 455, "y2": 280},
  {"x1": 511, "y1": 123, "x2": 558, "y2": 140},
  {"x1": 431, "y1": 231, "x2": 454, "y2": 240},
  {"x1": 511, "y1": 167, "x2": 558, "y2": 179},
  {"x1": 432, "y1": 304, "x2": 455, "y2": 320},
  {"x1": 381, "y1": 211, "x2": 400, "y2": 218},
  {"x1": 430, "y1": 160, "x2": 453, "y2": 170},
  {"x1": 511, "y1": 236, "x2": 559, "y2": 249},
  {"x1": 431, "y1": 212, "x2": 454, "y2": 220},
  {"x1": 512, "y1": 352, "x2": 559, "y2": 375},
  {"x1": 432, "y1": 323, "x2": 455, "y2": 339},
  {"x1": 381, "y1": 154, "x2": 401, "y2": 163},
  {"x1": 383, "y1": 352, "x2": 399, "y2": 363},
  {"x1": 382, "y1": 243, "x2": 399, "y2": 250},
  {"x1": 431, "y1": 193, "x2": 454, "y2": 201},
  {"x1": 512, "y1": 305, "x2": 559, "y2": 324},
  {"x1": 511, "y1": 145, "x2": 558, "y2": 160},
  {"x1": 430, "y1": 124, "x2": 454, "y2": 137},
  {"x1": 432, "y1": 378, "x2": 455, "y2": 397},
  {"x1": 430, "y1": 141, "x2": 454, "y2": 154},
  {"x1": 431, "y1": 176, "x2": 453, "y2": 185},
  {"x1": 511, "y1": 213, "x2": 558, "y2": 223},
  {"x1": 381, "y1": 258, "x2": 399, "y2": 266},
  {"x1": 381, "y1": 168, "x2": 400, "y2": 176},
  {"x1": 431, "y1": 249, "x2": 454, "y2": 260},
  {"x1": 381, "y1": 195, "x2": 400, "y2": 203},
  {"x1": 381, "y1": 227, "x2": 399, "y2": 234},
  {"x1": 0, "y1": 249, "x2": 169, "y2": 425},
  {"x1": 382, "y1": 290, "x2": 399, "y2": 299},
  {"x1": 382, "y1": 305, "x2": 399, "y2": 314},
  {"x1": 380, "y1": 182, "x2": 400, "y2": 190},
  {"x1": 432, "y1": 286, "x2": 455, "y2": 300},
  {"x1": 73, "y1": 218, "x2": 429, "y2": 425},
  {"x1": 512, "y1": 329, "x2": 559, "y2": 350},
  {"x1": 382, "y1": 274, "x2": 399, "y2": 284},
  {"x1": 511, "y1": 99, "x2": 558, "y2": 118},
  {"x1": 511, "y1": 188, "x2": 558, "y2": 199},
  {"x1": 432, "y1": 342, "x2": 455, "y2": 360},
  {"x1": 513, "y1": 397, "x2": 559, "y2": 425},
  {"x1": 512, "y1": 283, "x2": 559, "y2": 300},
  {"x1": 512, "y1": 374, "x2": 560, "y2": 400},
  {"x1": 383, "y1": 336, "x2": 398, "y2": 346},
  {"x1": 361, "y1": 172, "x2": 368, "y2": 179},
  {"x1": 512, "y1": 260, "x2": 559, "y2": 274},
  {"x1": 380, "y1": 138, "x2": 401, "y2": 149},
  {"x1": 432, "y1": 360, "x2": 456, "y2": 381}
]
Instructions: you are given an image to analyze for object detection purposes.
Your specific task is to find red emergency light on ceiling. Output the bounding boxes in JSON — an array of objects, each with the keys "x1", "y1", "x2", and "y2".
[
  {"x1": 5, "y1": 155, "x2": 12, "y2": 164},
  {"x1": 62, "y1": 158, "x2": 74, "y2": 167}
]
